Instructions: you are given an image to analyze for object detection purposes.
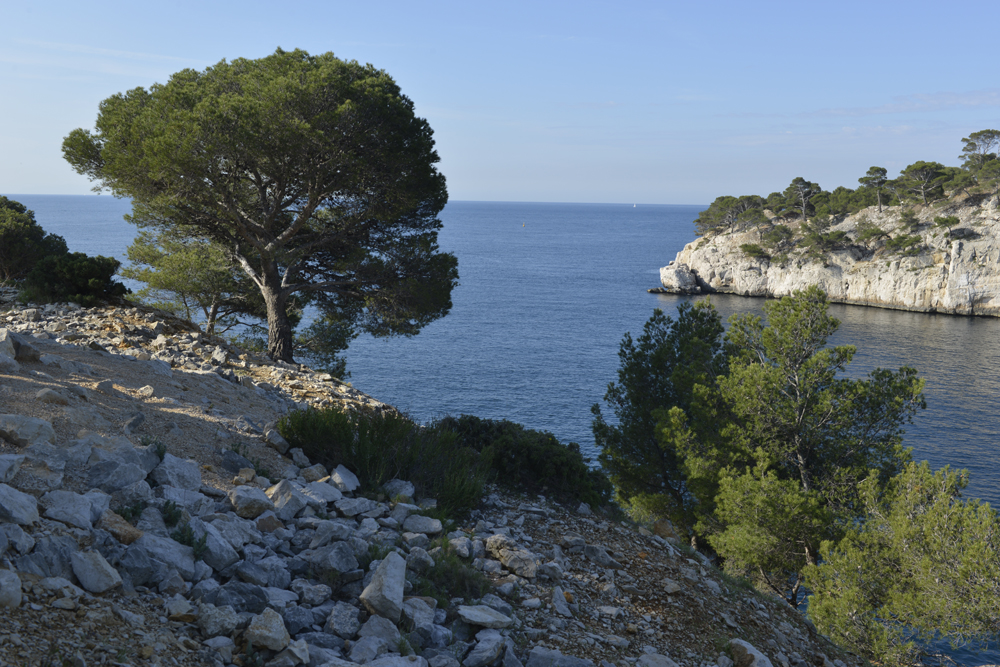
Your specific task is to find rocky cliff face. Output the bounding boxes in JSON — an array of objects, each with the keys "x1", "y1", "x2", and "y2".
[{"x1": 660, "y1": 196, "x2": 1000, "y2": 316}]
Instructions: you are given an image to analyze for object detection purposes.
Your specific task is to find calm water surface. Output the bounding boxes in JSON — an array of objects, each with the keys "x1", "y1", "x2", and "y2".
[{"x1": 9, "y1": 195, "x2": 999, "y2": 506}]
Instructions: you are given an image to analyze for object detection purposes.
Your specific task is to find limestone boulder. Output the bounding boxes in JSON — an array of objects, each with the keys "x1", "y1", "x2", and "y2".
[
  {"x1": 0, "y1": 415, "x2": 55, "y2": 447},
  {"x1": 228, "y1": 486, "x2": 275, "y2": 518},
  {"x1": 360, "y1": 551, "x2": 406, "y2": 622},
  {"x1": 245, "y1": 607, "x2": 290, "y2": 651},
  {"x1": 150, "y1": 453, "x2": 202, "y2": 491},
  {"x1": 0, "y1": 483, "x2": 39, "y2": 525},
  {"x1": 70, "y1": 551, "x2": 122, "y2": 593}
]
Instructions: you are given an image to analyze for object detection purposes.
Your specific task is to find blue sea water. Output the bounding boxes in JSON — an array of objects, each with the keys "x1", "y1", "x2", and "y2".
[
  {"x1": 8, "y1": 193, "x2": 1000, "y2": 664},
  {"x1": 8, "y1": 195, "x2": 1000, "y2": 504}
]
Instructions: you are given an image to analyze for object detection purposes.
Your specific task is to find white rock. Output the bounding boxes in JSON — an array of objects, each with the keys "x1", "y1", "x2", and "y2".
[
  {"x1": 360, "y1": 551, "x2": 406, "y2": 622},
  {"x1": 0, "y1": 483, "x2": 39, "y2": 525},
  {"x1": 457, "y1": 604, "x2": 514, "y2": 629},
  {"x1": 245, "y1": 607, "x2": 290, "y2": 651},
  {"x1": 150, "y1": 453, "x2": 202, "y2": 491},
  {"x1": 729, "y1": 640, "x2": 773, "y2": 667},
  {"x1": 70, "y1": 551, "x2": 122, "y2": 593},
  {"x1": 0, "y1": 569, "x2": 22, "y2": 608},
  {"x1": 0, "y1": 415, "x2": 55, "y2": 447},
  {"x1": 330, "y1": 464, "x2": 360, "y2": 492},
  {"x1": 41, "y1": 490, "x2": 93, "y2": 529},
  {"x1": 228, "y1": 486, "x2": 275, "y2": 518}
]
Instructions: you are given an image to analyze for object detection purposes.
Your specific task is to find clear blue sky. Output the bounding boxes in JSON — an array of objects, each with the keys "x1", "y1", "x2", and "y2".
[{"x1": 3, "y1": 0, "x2": 998, "y2": 204}]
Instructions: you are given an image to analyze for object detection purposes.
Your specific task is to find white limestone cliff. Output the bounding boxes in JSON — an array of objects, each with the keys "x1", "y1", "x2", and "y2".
[{"x1": 660, "y1": 195, "x2": 1000, "y2": 316}]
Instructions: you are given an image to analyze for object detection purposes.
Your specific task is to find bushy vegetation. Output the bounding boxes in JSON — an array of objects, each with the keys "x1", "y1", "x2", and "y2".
[
  {"x1": 278, "y1": 408, "x2": 612, "y2": 518},
  {"x1": 0, "y1": 196, "x2": 128, "y2": 306},
  {"x1": 0, "y1": 196, "x2": 68, "y2": 282},
  {"x1": 411, "y1": 539, "x2": 492, "y2": 606},
  {"x1": 805, "y1": 462, "x2": 1000, "y2": 664},
  {"x1": 596, "y1": 286, "x2": 1000, "y2": 661},
  {"x1": 432, "y1": 414, "x2": 613, "y2": 508},
  {"x1": 277, "y1": 408, "x2": 490, "y2": 519},
  {"x1": 19, "y1": 252, "x2": 128, "y2": 306},
  {"x1": 597, "y1": 288, "x2": 925, "y2": 605}
]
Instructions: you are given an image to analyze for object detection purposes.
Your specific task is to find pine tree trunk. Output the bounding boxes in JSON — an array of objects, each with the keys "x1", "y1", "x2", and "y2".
[{"x1": 262, "y1": 283, "x2": 294, "y2": 362}]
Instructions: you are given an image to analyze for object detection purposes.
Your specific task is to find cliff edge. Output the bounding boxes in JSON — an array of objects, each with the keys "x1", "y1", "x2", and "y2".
[{"x1": 660, "y1": 195, "x2": 1000, "y2": 316}]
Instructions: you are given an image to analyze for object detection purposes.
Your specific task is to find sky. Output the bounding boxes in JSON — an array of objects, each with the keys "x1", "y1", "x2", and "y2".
[{"x1": 2, "y1": 0, "x2": 999, "y2": 205}]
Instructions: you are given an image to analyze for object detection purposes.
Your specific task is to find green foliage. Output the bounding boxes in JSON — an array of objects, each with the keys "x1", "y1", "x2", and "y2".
[
  {"x1": 941, "y1": 166, "x2": 976, "y2": 198},
  {"x1": 295, "y1": 313, "x2": 355, "y2": 379},
  {"x1": 142, "y1": 436, "x2": 167, "y2": 461},
  {"x1": 885, "y1": 234, "x2": 923, "y2": 256},
  {"x1": 278, "y1": 409, "x2": 491, "y2": 518},
  {"x1": 669, "y1": 286, "x2": 924, "y2": 605},
  {"x1": 161, "y1": 500, "x2": 182, "y2": 527},
  {"x1": 117, "y1": 500, "x2": 147, "y2": 525},
  {"x1": 801, "y1": 216, "x2": 850, "y2": 260},
  {"x1": 411, "y1": 540, "x2": 491, "y2": 606},
  {"x1": 435, "y1": 414, "x2": 613, "y2": 508},
  {"x1": 933, "y1": 215, "x2": 961, "y2": 239},
  {"x1": 0, "y1": 197, "x2": 69, "y2": 282},
  {"x1": 980, "y1": 160, "x2": 1000, "y2": 195},
  {"x1": 783, "y1": 177, "x2": 822, "y2": 222},
  {"x1": 739, "y1": 243, "x2": 769, "y2": 261},
  {"x1": 122, "y1": 229, "x2": 252, "y2": 336},
  {"x1": 812, "y1": 185, "x2": 876, "y2": 218},
  {"x1": 806, "y1": 462, "x2": 1000, "y2": 664},
  {"x1": 64, "y1": 47, "x2": 458, "y2": 362},
  {"x1": 858, "y1": 166, "x2": 889, "y2": 212},
  {"x1": 694, "y1": 195, "x2": 765, "y2": 236},
  {"x1": 19, "y1": 252, "x2": 127, "y2": 306},
  {"x1": 170, "y1": 521, "x2": 209, "y2": 560},
  {"x1": 709, "y1": 461, "x2": 832, "y2": 600},
  {"x1": 761, "y1": 224, "x2": 794, "y2": 254},
  {"x1": 593, "y1": 301, "x2": 727, "y2": 525},
  {"x1": 959, "y1": 129, "x2": 1000, "y2": 173},
  {"x1": 854, "y1": 218, "x2": 888, "y2": 248},
  {"x1": 898, "y1": 161, "x2": 947, "y2": 204},
  {"x1": 898, "y1": 208, "x2": 921, "y2": 231}
]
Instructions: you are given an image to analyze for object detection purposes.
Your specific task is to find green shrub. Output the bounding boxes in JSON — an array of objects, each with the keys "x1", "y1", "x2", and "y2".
[
  {"x1": 885, "y1": 234, "x2": 923, "y2": 256},
  {"x1": 170, "y1": 521, "x2": 209, "y2": 560},
  {"x1": 412, "y1": 540, "x2": 491, "y2": 606},
  {"x1": 19, "y1": 252, "x2": 128, "y2": 306},
  {"x1": 739, "y1": 243, "x2": 769, "y2": 261},
  {"x1": 431, "y1": 415, "x2": 613, "y2": 508},
  {"x1": 161, "y1": 500, "x2": 183, "y2": 527},
  {"x1": 117, "y1": 500, "x2": 147, "y2": 525},
  {"x1": 0, "y1": 197, "x2": 69, "y2": 282},
  {"x1": 278, "y1": 408, "x2": 491, "y2": 519}
]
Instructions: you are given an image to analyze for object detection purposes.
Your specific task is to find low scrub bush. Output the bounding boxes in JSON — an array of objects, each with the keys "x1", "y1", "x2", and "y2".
[
  {"x1": 412, "y1": 540, "x2": 491, "y2": 606},
  {"x1": 277, "y1": 408, "x2": 491, "y2": 518},
  {"x1": 739, "y1": 243, "x2": 769, "y2": 261},
  {"x1": 430, "y1": 415, "x2": 613, "y2": 508},
  {"x1": 885, "y1": 234, "x2": 923, "y2": 256},
  {"x1": 19, "y1": 252, "x2": 128, "y2": 306}
]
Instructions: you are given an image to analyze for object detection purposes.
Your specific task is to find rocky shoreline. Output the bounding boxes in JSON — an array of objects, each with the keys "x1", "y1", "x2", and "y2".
[
  {"x1": 0, "y1": 293, "x2": 878, "y2": 667},
  {"x1": 659, "y1": 196, "x2": 1000, "y2": 316}
]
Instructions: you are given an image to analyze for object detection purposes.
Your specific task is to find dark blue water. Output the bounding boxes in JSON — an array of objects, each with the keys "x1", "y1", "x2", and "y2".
[
  {"x1": 9, "y1": 195, "x2": 1000, "y2": 505},
  {"x1": 10, "y1": 194, "x2": 1000, "y2": 664}
]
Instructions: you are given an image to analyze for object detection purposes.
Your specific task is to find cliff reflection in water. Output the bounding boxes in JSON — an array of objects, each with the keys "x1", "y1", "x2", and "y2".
[{"x1": 677, "y1": 293, "x2": 1000, "y2": 507}]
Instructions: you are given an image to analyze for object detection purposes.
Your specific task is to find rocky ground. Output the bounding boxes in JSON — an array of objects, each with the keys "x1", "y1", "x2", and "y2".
[{"x1": 0, "y1": 293, "x2": 866, "y2": 667}]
